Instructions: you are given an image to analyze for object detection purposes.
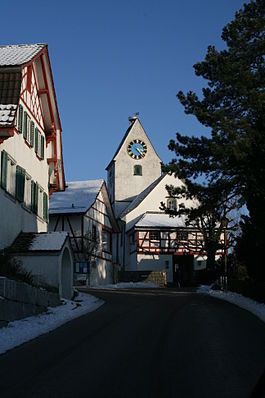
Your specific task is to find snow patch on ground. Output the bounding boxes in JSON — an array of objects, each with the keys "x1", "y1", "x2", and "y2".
[
  {"x1": 90, "y1": 282, "x2": 160, "y2": 289},
  {"x1": 0, "y1": 293, "x2": 103, "y2": 355},
  {"x1": 197, "y1": 285, "x2": 265, "y2": 323}
]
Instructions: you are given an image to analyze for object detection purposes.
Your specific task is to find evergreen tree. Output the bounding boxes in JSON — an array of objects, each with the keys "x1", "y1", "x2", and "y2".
[{"x1": 167, "y1": 0, "x2": 265, "y2": 280}]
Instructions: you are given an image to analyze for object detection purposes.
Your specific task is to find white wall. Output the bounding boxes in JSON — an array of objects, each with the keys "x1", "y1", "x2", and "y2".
[
  {"x1": 16, "y1": 254, "x2": 59, "y2": 288},
  {"x1": 0, "y1": 190, "x2": 46, "y2": 249},
  {"x1": 123, "y1": 174, "x2": 197, "y2": 231}
]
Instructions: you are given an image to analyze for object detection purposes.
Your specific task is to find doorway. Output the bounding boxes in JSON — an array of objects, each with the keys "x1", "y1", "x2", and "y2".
[{"x1": 173, "y1": 254, "x2": 194, "y2": 286}]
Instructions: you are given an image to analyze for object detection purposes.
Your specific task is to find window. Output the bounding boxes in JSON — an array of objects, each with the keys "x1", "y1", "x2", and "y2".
[
  {"x1": 102, "y1": 230, "x2": 111, "y2": 253},
  {"x1": 133, "y1": 165, "x2": 142, "y2": 176},
  {"x1": 177, "y1": 231, "x2": 188, "y2": 241},
  {"x1": 92, "y1": 225, "x2": 97, "y2": 241},
  {"x1": 24, "y1": 174, "x2": 32, "y2": 208},
  {"x1": 1, "y1": 151, "x2": 16, "y2": 196},
  {"x1": 34, "y1": 127, "x2": 45, "y2": 159},
  {"x1": 167, "y1": 197, "x2": 177, "y2": 211},
  {"x1": 149, "y1": 230, "x2": 160, "y2": 241}
]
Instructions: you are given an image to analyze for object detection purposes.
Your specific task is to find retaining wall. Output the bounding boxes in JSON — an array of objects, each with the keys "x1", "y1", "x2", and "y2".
[{"x1": 0, "y1": 277, "x2": 61, "y2": 324}]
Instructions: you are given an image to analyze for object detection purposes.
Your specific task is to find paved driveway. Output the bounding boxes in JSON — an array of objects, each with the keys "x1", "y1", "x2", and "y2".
[{"x1": 0, "y1": 288, "x2": 265, "y2": 398}]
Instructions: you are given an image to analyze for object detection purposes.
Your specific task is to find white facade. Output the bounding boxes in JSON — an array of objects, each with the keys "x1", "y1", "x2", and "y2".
[
  {"x1": 0, "y1": 98, "x2": 49, "y2": 248},
  {"x1": 0, "y1": 44, "x2": 65, "y2": 250}
]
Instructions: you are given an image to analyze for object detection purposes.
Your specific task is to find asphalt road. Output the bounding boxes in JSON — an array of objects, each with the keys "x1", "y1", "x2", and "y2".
[{"x1": 0, "y1": 288, "x2": 265, "y2": 398}]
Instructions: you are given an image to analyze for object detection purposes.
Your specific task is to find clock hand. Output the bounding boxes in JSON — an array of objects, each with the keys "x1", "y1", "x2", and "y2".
[{"x1": 136, "y1": 147, "x2": 143, "y2": 155}]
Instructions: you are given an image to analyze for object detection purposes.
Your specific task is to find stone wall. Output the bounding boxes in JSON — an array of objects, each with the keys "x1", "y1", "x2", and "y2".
[
  {"x1": 119, "y1": 270, "x2": 167, "y2": 287},
  {"x1": 0, "y1": 277, "x2": 61, "y2": 324}
]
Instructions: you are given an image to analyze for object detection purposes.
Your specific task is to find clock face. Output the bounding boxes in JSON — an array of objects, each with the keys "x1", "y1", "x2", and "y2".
[{"x1": 127, "y1": 139, "x2": 147, "y2": 159}]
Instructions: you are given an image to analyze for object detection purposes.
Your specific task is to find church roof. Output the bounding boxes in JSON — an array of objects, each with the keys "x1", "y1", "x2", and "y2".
[
  {"x1": 49, "y1": 179, "x2": 105, "y2": 215},
  {"x1": 120, "y1": 173, "x2": 166, "y2": 218},
  {"x1": 105, "y1": 118, "x2": 136, "y2": 170},
  {"x1": 0, "y1": 44, "x2": 46, "y2": 66}
]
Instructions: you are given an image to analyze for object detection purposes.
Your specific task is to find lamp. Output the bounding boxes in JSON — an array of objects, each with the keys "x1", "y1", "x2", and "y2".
[{"x1": 221, "y1": 216, "x2": 229, "y2": 291}]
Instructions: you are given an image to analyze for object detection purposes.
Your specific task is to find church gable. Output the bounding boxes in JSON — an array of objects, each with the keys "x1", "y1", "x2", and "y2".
[
  {"x1": 110, "y1": 117, "x2": 162, "y2": 165},
  {"x1": 106, "y1": 116, "x2": 162, "y2": 216}
]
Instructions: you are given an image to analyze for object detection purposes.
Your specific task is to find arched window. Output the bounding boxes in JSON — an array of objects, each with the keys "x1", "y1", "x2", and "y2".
[
  {"x1": 167, "y1": 198, "x2": 177, "y2": 211},
  {"x1": 133, "y1": 165, "x2": 142, "y2": 176}
]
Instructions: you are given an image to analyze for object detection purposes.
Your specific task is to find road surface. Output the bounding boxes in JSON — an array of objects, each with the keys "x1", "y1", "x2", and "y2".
[{"x1": 0, "y1": 288, "x2": 265, "y2": 397}]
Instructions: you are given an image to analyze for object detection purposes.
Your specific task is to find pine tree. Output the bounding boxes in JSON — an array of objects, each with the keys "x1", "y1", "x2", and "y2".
[{"x1": 167, "y1": 0, "x2": 265, "y2": 280}]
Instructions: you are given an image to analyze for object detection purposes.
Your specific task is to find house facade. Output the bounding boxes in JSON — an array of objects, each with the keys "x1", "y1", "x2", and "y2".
[
  {"x1": 49, "y1": 180, "x2": 119, "y2": 286},
  {"x1": 0, "y1": 44, "x2": 65, "y2": 249},
  {"x1": 107, "y1": 116, "x2": 211, "y2": 285}
]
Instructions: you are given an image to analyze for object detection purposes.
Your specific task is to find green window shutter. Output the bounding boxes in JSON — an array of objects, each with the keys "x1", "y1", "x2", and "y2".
[
  {"x1": 23, "y1": 111, "x2": 28, "y2": 139},
  {"x1": 34, "y1": 127, "x2": 39, "y2": 153},
  {"x1": 17, "y1": 105, "x2": 23, "y2": 133},
  {"x1": 31, "y1": 180, "x2": 36, "y2": 212},
  {"x1": 40, "y1": 135, "x2": 45, "y2": 159},
  {"x1": 31, "y1": 182, "x2": 38, "y2": 214},
  {"x1": 1, "y1": 150, "x2": 8, "y2": 190},
  {"x1": 30, "y1": 121, "x2": 35, "y2": 147},
  {"x1": 15, "y1": 166, "x2": 25, "y2": 202},
  {"x1": 43, "y1": 192, "x2": 48, "y2": 221},
  {"x1": 35, "y1": 183, "x2": 39, "y2": 214}
]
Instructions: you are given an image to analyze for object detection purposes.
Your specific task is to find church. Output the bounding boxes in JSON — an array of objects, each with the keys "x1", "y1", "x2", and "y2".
[{"x1": 106, "y1": 115, "x2": 207, "y2": 285}]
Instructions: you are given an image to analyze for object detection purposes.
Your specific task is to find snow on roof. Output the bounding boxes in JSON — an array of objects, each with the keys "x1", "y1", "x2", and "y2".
[
  {"x1": 0, "y1": 44, "x2": 46, "y2": 66},
  {"x1": 49, "y1": 180, "x2": 104, "y2": 214},
  {"x1": 0, "y1": 104, "x2": 17, "y2": 126},
  {"x1": 29, "y1": 232, "x2": 68, "y2": 251},
  {"x1": 135, "y1": 212, "x2": 187, "y2": 228}
]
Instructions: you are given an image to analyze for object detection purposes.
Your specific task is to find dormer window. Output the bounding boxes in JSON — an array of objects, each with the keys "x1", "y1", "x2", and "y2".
[
  {"x1": 133, "y1": 165, "x2": 142, "y2": 176},
  {"x1": 167, "y1": 198, "x2": 177, "y2": 211}
]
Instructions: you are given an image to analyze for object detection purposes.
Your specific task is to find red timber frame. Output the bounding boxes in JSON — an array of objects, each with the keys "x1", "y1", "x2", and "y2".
[
  {"x1": 0, "y1": 46, "x2": 65, "y2": 194},
  {"x1": 134, "y1": 228, "x2": 227, "y2": 257}
]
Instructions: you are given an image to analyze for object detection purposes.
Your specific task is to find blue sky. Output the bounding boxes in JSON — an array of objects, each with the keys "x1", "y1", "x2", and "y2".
[{"x1": 3, "y1": 0, "x2": 247, "y2": 181}]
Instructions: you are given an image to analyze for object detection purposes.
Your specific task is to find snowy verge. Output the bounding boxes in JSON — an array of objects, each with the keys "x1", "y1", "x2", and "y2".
[
  {"x1": 0, "y1": 293, "x2": 104, "y2": 355},
  {"x1": 89, "y1": 282, "x2": 160, "y2": 289},
  {"x1": 197, "y1": 285, "x2": 265, "y2": 323}
]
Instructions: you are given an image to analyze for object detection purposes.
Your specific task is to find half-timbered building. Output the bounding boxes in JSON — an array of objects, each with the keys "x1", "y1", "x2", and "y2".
[
  {"x1": 49, "y1": 180, "x2": 119, "y2": 286},
  {"x1": 0, "y1": 44, "x2": 65, "y2": 249}
]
